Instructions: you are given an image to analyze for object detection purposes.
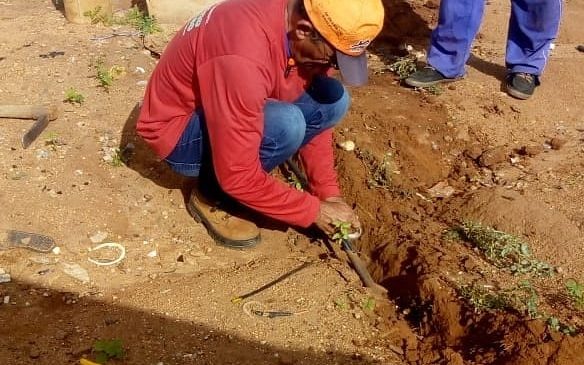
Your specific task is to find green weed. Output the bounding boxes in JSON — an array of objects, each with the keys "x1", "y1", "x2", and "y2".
[
  {"x1": 547, "y1": 316, "x2": 578, "y2": 335},
  {"x1": 91, "y1": 56, "x2": 125, "y2": 91},
  {"x1": 64, "y1": 87, "x2": 85, "y2": 104},
  {"x1": 361, "y1": 297, "x2": 376, "y2": 311},
  {"x1": 334, "y1": 296, "x2": 348, "y2": 310},
  {"x1": 458, "y1": 283, "x2": 512, "y2": 312},
  {"x1": 84, "y1": 6, "x2": 113, "y2": 26},
  {"x1": 458, "y1": 280, "x2": 541, "y2": 318},
  {"x1": 358, "y1": 150, "x2": 394, "y2": 190},
  {"x1": 454, "y1": 221, "x2": 555, "y2": 276},
  {"x1": 566, "y1": 279, "x2": 584, "y2": 310},
  {"x1": 388, "y1": 56, "x2": 417, "y2": 80},
  {"x1": 124, "y1": 7, "x2": 161, "y2": 35},
  {"x1": 93, "y1": 338, "x2": 124, "y2": 364}
]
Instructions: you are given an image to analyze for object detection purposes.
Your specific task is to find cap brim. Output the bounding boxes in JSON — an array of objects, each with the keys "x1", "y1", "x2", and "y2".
[{"x1": 336, "y1": 51, "x2": 368, "y2": 87}]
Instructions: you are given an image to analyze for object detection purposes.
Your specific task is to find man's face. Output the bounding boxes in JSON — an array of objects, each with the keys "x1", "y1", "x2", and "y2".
[{"x1": 289, "y1": 9, "x2": 338, "y2": 73}]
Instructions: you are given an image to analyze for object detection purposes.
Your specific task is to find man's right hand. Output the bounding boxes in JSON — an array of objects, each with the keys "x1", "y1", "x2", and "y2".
[{"x1": 314, "y1": 197, "x2": 360, "y2": 237}]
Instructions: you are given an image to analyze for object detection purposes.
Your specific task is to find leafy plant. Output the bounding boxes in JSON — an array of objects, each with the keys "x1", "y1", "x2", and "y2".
[
  {"x1": 91, "y1": 57, "x2": 125, "y2": 91},
  {"x1": 454, "y1": 221, "x2": 555, "y2": 276},
  {"x1": 547, "y1": 316, "x2": 578, "y2": 335},
  {"x1": 64, "y1": 87, "x2": 85, "y2": 104},
  {"x1": 93, "y1": 339, "x2": 124, "y2": 364},
  {"x1": 109, "y1": 148, "x2": 123, "y2": 167},
  {"x1": 334, "y1": 296, "x2": 348, "y2": 310},
  {"x1": 566, "y1": 279, "x2": 584, "y2": 310},
  {"x1": 124, "y1": 7, "x2": 161, "y2": 35},
  {"x1": 287, "y1": 174, "x2": 303, "y2": 191},
  {"x1": 361, "y1": 297, "x2": 376, "y2": 311},
  {"x1": 358, "y1": 150, "x2": 394, "y2": 190},
  {"x1": 332, "y1": 220, "x2": 352, "y2": 244},
  {"x1": 84, "y1": 6, "x2": 113, "y2": 26},
  {"x1": 388, "y1": 56, "x2": 417, "y2": 80},
  {"x1": 458, "y1": 283, "x2": 512, "y2": 312}
]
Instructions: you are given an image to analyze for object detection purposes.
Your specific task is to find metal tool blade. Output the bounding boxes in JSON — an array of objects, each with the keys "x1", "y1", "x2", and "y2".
[{"x1": 21, "y1": 114, "x2": 49, "y2": 149}]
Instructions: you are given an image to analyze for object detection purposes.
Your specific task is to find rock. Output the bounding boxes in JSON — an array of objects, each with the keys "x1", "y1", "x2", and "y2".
[
  {"x1": 549, "y1": 137, "x2": 566, "y2": 150},
  {"x1": 62, "y1": 263, "x2": 90, "y2": 284},
  {"x1": 576, "y1": 45, "x2": 584, "y2": 53},
  {"x1": 338, "y1": 140, "x2": 356, "y2": 151},
  {"x1": 519, "y1": 144, "x2": 544, "y2": 157},
  {"x1": 36, "y1": 149, "x2": 49, "y2": 159},
  {"x1": 89, "y1": 231, "x2": 108, "y2": 244},
  {"x1": 478, "y1": 146, "x2": 508, "y2": 167},
  {"x1": 443, "y1": 135, "x2": 453, "y2": 143},
  {"x1": 147, "y1": 250, "x2": 158, "y2": 258},
  {"x1": 52, "y1": 246, "x2": 61, "y2": 255},
  {"x1": 0, "y1": 268, "x2": 11, "y2": 284},
  {"x1": 427, "y1": 181, "x2": 456, "y2": 199},
  {"x1": 3, "y1": 296, "x2": 9, "y2": 304},
  {"x1": 464, "y1": 145, "x2": 483, "y2": 160}
]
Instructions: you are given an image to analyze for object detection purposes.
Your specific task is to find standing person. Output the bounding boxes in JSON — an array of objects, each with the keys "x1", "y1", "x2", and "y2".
[
  {"x1": 137, "y1": 0, "x2": 384, "y2": 248},
  {"x1": 404, "y1": 0, "x2": 562, "y2": 100}
]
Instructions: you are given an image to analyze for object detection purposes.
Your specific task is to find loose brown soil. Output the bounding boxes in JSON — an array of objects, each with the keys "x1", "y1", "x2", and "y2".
[{"x1": 1, "y1": 1, "x2": 584, "y2": 365}]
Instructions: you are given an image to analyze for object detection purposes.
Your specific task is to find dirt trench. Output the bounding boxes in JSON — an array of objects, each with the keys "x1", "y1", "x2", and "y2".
[{"x1": 334, "y1": 76, "x2": 584, "y2": 365}]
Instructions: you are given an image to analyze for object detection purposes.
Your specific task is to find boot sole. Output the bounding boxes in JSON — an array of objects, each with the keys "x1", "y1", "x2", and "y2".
[
  {"x1": 405, "y1": 76, "x2": 461, "y2": 88},
  {"x1": 506, "y1": 84, "x2": 532, "y2": 100},
  {"x1": 186, "y1": 199, "x2": 260, "y2": 249}
]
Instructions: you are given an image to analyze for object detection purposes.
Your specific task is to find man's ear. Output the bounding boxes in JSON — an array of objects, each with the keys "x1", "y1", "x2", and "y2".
[{"x1": 294, "y1": 19, "x2": 315, "y2": 40}]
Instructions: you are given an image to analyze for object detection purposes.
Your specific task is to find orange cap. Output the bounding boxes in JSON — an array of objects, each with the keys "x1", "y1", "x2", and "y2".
[{"x1": 303, "y1": 0, "x2": 385, "y2": 86}]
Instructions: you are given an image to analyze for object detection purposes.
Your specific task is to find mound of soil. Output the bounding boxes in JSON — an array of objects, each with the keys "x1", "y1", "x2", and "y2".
[{"x1": 335, "y1": 77, "x2": 584, "y2": 365}]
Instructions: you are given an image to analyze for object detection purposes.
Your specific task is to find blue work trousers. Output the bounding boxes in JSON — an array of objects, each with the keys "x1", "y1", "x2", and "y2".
[
  {"x1": 165, "y1": 76, "x2": 349, "y2": 177},
  {"x1": 428, "y1": 0, "x2": 562, "y2": 78}
]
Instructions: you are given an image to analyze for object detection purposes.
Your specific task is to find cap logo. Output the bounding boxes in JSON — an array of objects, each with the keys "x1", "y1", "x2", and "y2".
[{"x1": 348, "y1": 39, "x2": 371, "y2": 53}]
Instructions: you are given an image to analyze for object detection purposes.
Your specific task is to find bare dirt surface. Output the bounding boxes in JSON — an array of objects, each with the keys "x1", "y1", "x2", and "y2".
[{"x1": 1, "y1": 0, "x2": 584, "y2": 365}]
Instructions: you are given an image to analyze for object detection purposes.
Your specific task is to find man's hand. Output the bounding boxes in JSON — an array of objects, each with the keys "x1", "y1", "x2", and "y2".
[{"x1": 314, "y1": 196, "x2": 360, "y2": 236}]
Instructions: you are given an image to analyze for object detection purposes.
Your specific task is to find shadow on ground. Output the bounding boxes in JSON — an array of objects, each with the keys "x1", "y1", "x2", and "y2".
[{"x1": 0, "y1": 279, "x2": 375, "y2": 365}]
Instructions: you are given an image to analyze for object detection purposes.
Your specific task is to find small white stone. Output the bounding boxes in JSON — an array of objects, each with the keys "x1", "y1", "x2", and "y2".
[
  {"x1": 90, "y1": 231, "x2": 108, "y2": 244},
  {"x1": 3, "y1": 296, "x2": 9, "y2": 304},
  {"x1": 147, "y1": 250, "x2": 158, "y2": 258},
  {"x1": 338, "y1": 140, "x2": 356, "y2": 151},
  {"x1": 52, "y1": 246, "x2": 61, "y2": 255}
]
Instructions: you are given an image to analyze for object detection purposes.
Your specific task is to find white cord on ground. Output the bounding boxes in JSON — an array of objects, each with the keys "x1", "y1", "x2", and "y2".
[{"x1": 88, "y1": 242, "x2": 126, "y2": 266}]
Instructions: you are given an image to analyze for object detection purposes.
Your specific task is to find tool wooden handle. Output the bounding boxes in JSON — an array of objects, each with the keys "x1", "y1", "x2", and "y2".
[{"x1": 0, "y1": 105, "x2": 59, "y2": 120}]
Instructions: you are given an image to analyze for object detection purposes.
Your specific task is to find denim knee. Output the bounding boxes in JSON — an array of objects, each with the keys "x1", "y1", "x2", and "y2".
[{"x1": 260, "y1": 102, "x2": 306, "y2": 171}]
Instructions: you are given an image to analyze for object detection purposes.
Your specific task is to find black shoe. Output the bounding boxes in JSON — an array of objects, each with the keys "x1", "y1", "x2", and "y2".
[
  {"x1": 506, "y1": 72, "x2": 539, "y2": 100},
  {"x1": 405, "y1": 66, "x2": 459, "y2": 88}
]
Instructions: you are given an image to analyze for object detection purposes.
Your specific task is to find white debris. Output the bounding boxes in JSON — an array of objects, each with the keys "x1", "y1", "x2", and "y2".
[
  {"x1": 89, "y1": 231, "x2": 108, "y2": 244},
  {"x1": 549, "y1": 43, "x2": 556, "y2": 50},
  {"x1": 147, "y1": 250, "x2": 158, "y2": 258},
  {"x1": 52, "y1": 246, "x2": 61, "y2": 255},
  {"x1": 0, "y1": 268, "x2": 11, "y2": 284},
  {"x1": 338, "y1": 140, "x2": 356, "y2": 152},
  {"x1": 136, "y1": 80, "x2": 148, "y2": 86},
  {"x1": 135, "y1": 66, "x2": 146, "y2": 74},
  {"x1": 3, "y1": 296, "x2": 9, "y2": 304},
  {"x1": 427, "y1": 181, "x2": 456, "y2": 199},
  {"x1": 74, "y1": 169, "x2": 84, "y2": 176},
  {"x1": 62, "y1": 263, "x2": 90, "y2": 284}
]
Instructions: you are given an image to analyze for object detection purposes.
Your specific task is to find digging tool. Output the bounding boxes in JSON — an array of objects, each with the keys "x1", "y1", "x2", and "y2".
[
  {"x1": 340, "y1": 237, "x2": 387, "y2": 295},
  {"x1": 0, "y1": 104, "x2": 59, "y2": 148},
  {"x1": 284, "y1": 158, "x2": 387, "y2": 295}
]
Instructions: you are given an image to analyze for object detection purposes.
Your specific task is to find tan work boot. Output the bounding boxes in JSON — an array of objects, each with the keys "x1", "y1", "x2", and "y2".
[{"x1": 186, "y1": 186, "x2": 261, "y2": 248}]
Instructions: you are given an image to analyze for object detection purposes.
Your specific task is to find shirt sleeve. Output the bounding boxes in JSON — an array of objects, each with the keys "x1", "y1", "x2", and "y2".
[
  {"x1": 298, "y1": 128, "x2": 341, "y2": 200},
  {"x1": 197, "y1": 55, "x2": 321, "y2": 227}
]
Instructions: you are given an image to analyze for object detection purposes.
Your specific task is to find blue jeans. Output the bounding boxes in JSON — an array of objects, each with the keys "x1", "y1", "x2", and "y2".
[
  {"x1": 165, "y1": 76, "x2": 350, "y2": 177},
  {"x1": 428, "y1": 0, "x2": 562, "y2": 78}
]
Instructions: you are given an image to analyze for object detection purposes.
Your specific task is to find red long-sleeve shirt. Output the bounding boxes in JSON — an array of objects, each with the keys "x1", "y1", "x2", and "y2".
[{"x1": 137, "y1": 0, "x2": 341, "y2": 227}]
